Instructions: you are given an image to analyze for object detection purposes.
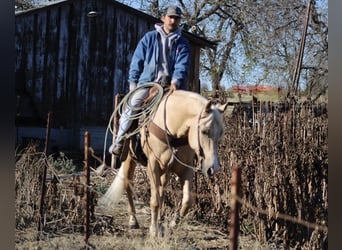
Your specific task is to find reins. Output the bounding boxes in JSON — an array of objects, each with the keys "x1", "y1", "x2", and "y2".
[{"x1": 195, "y1": 107, "x2": 206, "y2": 171}]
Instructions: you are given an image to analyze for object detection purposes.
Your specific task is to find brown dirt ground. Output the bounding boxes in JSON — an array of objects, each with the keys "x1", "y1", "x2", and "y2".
[{"x1": 15, "y1": 196, "x2": 268, "y2": 250}]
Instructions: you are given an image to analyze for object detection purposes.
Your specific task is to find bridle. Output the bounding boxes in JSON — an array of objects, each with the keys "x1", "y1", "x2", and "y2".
[{"x1": 194, "y1": 107, "x2": 206, "y2": 172}]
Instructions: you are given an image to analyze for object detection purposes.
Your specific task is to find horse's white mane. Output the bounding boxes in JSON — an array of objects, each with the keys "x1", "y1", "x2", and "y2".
[{"x1": 175, "y1": 90, "x2": 206, "y2": 100}]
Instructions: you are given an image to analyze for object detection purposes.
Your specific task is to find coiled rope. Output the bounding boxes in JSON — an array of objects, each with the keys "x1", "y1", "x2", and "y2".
[{"x1": 102, "y1": 83, "x2": 164, "y2": 160}]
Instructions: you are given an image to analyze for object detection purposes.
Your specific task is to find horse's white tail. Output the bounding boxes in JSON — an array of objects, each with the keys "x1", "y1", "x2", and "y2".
[{"x1": 99, "y1": 165, "x2": 126, "y2": 208}]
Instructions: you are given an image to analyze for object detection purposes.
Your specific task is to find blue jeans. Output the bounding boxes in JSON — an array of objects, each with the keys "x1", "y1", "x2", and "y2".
[{"x1": 114, "y1": 87, "x2": 150, "y2": 145}]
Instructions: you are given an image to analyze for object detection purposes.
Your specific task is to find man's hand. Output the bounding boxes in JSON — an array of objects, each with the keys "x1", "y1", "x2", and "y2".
[
  {"x1": 129, "y1": 81, "x2": 137, "y2": 92},
  {"x1": 169, "y1": 83, "x2": 177, "y2": 92}
]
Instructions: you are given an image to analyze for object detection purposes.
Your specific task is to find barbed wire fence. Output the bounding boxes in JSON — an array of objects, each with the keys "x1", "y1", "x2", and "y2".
[{"x1": 15, "y1": 99, "x2": 328, "y2": 249}]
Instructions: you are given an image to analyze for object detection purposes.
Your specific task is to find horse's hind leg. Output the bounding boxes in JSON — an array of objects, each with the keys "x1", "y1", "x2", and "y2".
[{"x1": 123, "y1": 154, "x2": 139, "y2": 229}]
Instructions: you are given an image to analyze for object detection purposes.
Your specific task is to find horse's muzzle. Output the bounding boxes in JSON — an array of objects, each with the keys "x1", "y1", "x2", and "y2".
[
  {"x1": 203, "y1": 161, "x2": 220, "y2": 177},
  {"x1": 207, "y1": 167, "x2": 215, "y2": 177}
]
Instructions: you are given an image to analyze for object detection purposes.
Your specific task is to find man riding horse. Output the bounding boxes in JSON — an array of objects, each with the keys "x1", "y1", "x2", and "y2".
[
  {"x1": 108, "y1": 5, "x2": 190, "y2": 157},
  {"x1": 101, "y1": 7, "x2": 229, "y2": 236}
]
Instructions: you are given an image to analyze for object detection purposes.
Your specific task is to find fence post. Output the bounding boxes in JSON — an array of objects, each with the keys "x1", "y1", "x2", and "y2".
[
  {"x1": 84, "y1": 131, "x2": 90, "y2": 245},
  {"x1": 38, "y1": 111, "x2": 52, "y2": 235},
  {"x1": 111, "y1": 94, "x2": 122, "y2": 168},
  {"x1": 229, "y1": 165, "x2": 241, "y2": 250}
]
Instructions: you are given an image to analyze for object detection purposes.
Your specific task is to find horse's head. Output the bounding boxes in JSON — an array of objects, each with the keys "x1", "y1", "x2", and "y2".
[{"x1": 188, "y1": 101, "x2": 228, "y2": 177}]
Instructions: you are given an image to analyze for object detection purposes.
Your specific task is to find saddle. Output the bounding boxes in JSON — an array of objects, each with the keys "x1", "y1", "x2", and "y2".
[
  {"x1": 142, "y1": 85, "x2": 161, "y2": 105},
  {"x1": 116, "y1": 81, "x2": 181, "y2": 165}
]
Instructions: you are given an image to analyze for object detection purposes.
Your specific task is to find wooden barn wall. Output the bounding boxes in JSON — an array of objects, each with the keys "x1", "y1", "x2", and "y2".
[
  {"x1": 15, "y1": 0, "x2": 204, "y2": 150},
  {"x1": 15, "y1": 0, "x2": 154, "y2": 128}
]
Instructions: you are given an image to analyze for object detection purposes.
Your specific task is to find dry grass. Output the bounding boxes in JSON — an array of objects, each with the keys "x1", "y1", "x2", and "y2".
[
  {"x1": 15, "y1": 99, "x2": 328, "y2": 249},
  {"x1": 14, "y1": 154, "x2": 267, "y2": 249},
  {"x1": 15, "y1": 195, "x2": 269, "y2": 250}
]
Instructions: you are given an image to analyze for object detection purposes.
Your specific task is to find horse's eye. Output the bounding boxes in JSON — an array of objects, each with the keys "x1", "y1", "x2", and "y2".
[{"x1": 202, "y1": 129, "x2": 210, "y2": 135}]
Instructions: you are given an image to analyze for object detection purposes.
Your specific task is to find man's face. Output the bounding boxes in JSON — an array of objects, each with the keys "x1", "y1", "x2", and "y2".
[{"x1": 162, "y1": 15, "x2": 181, "y2": 33}]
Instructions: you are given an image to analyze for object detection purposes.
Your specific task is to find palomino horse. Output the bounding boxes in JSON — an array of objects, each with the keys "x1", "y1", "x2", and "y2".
[{"x1": 100, "y1": 89, "x2": 228, "y2": 236}]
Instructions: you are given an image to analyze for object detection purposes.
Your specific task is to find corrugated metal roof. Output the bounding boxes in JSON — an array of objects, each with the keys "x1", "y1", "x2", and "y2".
[{"x1": 15, "y1": 0, "x2": 217, "y2": 49}]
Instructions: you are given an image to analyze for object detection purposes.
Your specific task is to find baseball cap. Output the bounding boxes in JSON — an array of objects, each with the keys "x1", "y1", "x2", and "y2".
[{"x1": 164, "y1": 6, "x2": 182, "y2": 18}]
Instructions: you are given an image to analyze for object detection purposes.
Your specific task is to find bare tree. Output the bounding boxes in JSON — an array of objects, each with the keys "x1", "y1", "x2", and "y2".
[
  {"x1": 236, "y1": 0, "x2": 328, "y2": 100},
  {"x1": 102, "y1": 0, "x2": 329, "y2": 99}
]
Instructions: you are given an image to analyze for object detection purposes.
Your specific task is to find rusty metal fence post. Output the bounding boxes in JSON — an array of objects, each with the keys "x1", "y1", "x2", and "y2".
[
  {"x1": 38, "y1": 111, "x2": 52, "y2": 235},
  {"x1": 84, "y1": 131, "x2": 90, "y2": 245},
  {"x1": 111, "y1": 94, "x2": 122, "y2": 169},
  {"x1": 229, "y1": 165, "x2": 241, "y2": 250}
]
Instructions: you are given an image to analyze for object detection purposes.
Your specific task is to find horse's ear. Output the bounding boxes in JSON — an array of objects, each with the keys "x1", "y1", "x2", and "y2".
[
  {"x1": 216, "y1": 102, "x2": 229, "y2": 113},
  {"x1": 205, "y1": 100, "x2": 212, "y2": 113}
]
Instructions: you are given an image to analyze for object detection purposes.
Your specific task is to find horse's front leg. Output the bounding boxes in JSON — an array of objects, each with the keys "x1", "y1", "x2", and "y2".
[
  {"x1": 180, "y1": 174, "x2": 194, "y2": 217},
  {"x1": 123, "y1": 154, "x2": 139, "y2": 229},
  {"x1": 169, "y1": 168, "x2": 194, "y2": 228},
  {"x1": 147, "y1": 160, "x2": 161, "y2": 236},
  {"x1": 177, "y1": 168, "x2": 194, "y2": 218},
  {"x1": 157, "y1": 171, "x2": 170, "y2": 231}
]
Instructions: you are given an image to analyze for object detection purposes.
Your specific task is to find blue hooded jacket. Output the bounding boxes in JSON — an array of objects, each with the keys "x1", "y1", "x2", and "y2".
[{"x1": 128, "y1": 24, "x2": 190, "y2": 90}]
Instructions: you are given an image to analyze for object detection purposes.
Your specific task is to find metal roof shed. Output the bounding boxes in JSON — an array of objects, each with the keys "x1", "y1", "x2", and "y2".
[{"x1": 15, "y1": 0, "x2": 216, "y2": 150}]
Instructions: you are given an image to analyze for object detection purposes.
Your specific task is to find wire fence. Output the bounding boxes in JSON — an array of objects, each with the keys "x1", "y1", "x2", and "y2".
[{"x1": 15, "y1": 99, "x2": 328, "y2": 248}]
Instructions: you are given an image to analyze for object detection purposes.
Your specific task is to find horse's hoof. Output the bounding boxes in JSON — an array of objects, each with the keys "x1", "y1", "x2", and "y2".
[
  {"x1": 169, "y1": 213, "x2": 180, "y2": 228},
  {"x1": 169, "y1": 220, "x2": 177, "y2": 228},
  {"x1": 129, "y1": 223, "x2": 140, "y2": 229},
  {"x1": 149, "y1": 229, "x2": 158, "y2": 237},
  {"x1": 129, "y1": 216, "x2": 140, "y2": 229},
  {"x1": 158, "y1": 224, "x2": 165, "y2": 237},
  {"x1": 149, "y1": 224, "x2": 164, "y2": 237}
]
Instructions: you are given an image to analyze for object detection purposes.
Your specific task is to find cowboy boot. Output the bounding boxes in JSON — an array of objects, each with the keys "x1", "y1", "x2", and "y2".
[{"x1": 109, "y1": 143, "x2": 123, "y2": 157}]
